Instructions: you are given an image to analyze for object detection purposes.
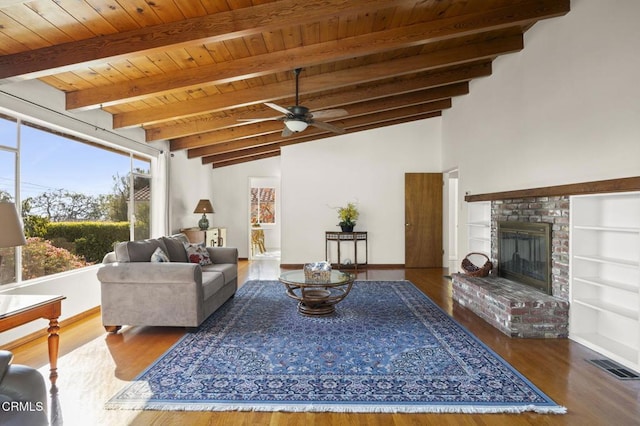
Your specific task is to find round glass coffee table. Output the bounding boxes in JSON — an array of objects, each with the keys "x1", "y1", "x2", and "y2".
[{"x1": 279, "y1": 270, "x2": 355, "y2": 316}]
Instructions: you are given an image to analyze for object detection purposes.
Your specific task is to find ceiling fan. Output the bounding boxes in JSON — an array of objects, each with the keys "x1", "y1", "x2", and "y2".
[{"x1": 240, "y1": 68, "x2": 348, "y2": 137}]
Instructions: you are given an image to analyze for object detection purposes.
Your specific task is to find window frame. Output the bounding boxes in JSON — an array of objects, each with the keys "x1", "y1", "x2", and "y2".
[{"x1": 0, "y1": 113, "x2": 158, "y2": 285}]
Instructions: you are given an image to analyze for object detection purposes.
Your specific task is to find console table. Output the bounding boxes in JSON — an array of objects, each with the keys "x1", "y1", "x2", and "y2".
[
  {"x1": 325, "y1": 231, "x2": 368, "y2": 269},
  {"x1": 180, "y1": 227, "x2": 227, "y2": 247},
  {"x1": 0, "y1": 294, "x2": 66, "y2": 385}
]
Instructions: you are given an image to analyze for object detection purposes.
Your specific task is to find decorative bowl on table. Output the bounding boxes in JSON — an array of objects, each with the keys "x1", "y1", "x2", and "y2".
[{"x1": 303, "y1": 261, "x2": 332, "y2": 283}]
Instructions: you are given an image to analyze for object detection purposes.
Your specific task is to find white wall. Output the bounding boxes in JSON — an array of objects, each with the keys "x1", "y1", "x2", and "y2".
[
  {"x1": 168, "y1": 150, "x2": 217, "y2": 233},
  {"x1": 441, "y1": 0, "x2": 640, "y2": 257},
  {"x1": 281, "y1": 119, "x2": 441, "y2": 265}
]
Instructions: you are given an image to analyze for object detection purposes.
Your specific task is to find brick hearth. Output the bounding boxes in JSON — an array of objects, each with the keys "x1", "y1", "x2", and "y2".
[
  {"x1": 452, "y1": 273, "x2": 569, "y2": 338},
  {"x1": 453, "y1": 195, "x2": 571, "y2": 338}
]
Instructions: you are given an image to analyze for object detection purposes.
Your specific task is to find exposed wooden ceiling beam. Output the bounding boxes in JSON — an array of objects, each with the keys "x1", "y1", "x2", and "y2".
[
  {"x1": 211, "y1": 151, "x2": 282, "y2": 169},
  {"x1": 179, "y1": 95, "x2": 452, "y2": 152},
  {"x1": 147, "y1": 64, "x2": 485, "y2": 142},
  {"x1": 65, "y1": 0, "x2": 568, "y2": 110},
  {"x1": 205, "y1": 145, "x2": 282, "y2": 164},
  {"x1": 206, "y1": 112, "x2": 441, "y2": 167},
  {"x1": 0, "y1": 0, "x2": 403, "y2": 82},
  {"x1": 195, "y1": 103, "x2": 446, "y2": 161},
  {"x1": 196, "y1": 135, "x2": 287, "y2": 160},
  {"x1": 115, "y1": 34, "x2": 522, "y2": 129},
  {"x1": 180, "y1": 97, "x2": 451, "y2": 153}
]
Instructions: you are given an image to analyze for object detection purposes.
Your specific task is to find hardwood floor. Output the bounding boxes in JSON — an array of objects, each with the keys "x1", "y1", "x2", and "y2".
[{"x1": 8, "y1": 260, "x2": 640, "y2": 425}]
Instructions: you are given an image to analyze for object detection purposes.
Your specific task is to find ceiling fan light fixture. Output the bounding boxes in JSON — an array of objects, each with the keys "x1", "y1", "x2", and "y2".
[{"x1": 284, "y1": 119, "x2": 308, "y2": 132}]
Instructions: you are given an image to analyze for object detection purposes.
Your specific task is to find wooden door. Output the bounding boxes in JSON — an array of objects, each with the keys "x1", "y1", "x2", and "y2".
[{"x1": 405, "y1": 173, "x2": 443, "y2": 268}]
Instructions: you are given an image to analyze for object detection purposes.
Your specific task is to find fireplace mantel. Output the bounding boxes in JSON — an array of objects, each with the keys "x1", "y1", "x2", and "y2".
[{"x1": 465, "y1": 176, "x2": 640, "y2": 202}]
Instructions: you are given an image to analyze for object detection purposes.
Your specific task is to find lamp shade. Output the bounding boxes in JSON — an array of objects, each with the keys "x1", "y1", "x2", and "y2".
[
  {"x1": 284, "y1": 119, "x2": 308, "y2": 133},
  {"x1": 0, "y1": 202, "x2": 27, "y2": 248},
  {"x1": 193, "y1": 199, "x2": 214, "y2": 214}
]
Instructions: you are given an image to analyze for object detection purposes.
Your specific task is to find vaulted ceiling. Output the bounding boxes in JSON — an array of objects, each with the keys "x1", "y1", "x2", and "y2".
[{"x1": 0, "y1": 0, "x2": 569, "y2": 168}]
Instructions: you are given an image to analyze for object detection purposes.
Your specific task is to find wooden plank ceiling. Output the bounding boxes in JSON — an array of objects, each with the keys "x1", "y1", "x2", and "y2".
[{"x1": 0, "y1": 0, "x2": 569, "y2": 168}]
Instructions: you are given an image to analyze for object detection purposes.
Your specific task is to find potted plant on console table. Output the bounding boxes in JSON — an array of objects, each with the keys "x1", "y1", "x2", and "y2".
[{"x1": 337, "y1": 202, "x2": 359, "y2": 232}]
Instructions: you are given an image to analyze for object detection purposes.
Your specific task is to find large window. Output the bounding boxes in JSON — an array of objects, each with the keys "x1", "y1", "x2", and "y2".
[
  {"x1": 0, "y1": 117, "x2": 18, "y2": 284},
  {"x1": 0, "y1": 114, "x2": 152, "y2": 285}
]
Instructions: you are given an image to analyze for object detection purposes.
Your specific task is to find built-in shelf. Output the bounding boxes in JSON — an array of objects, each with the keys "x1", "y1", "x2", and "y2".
[
  {"x1": 571, "y1": 332, "x2": 638, "y2": 365},
  {"x1": 570, "y1": 191, "x2": 640, "y2": 372},
  {"x1": 574, "y1": 276, "x2": 639, "y2": 293},
  {"x1": 572, "y1": 298, "x2": 639, "y2": 321},
  {"x1": 573, "y1": 225, "x2": 640, "y2": 233},
  {"x1": 468, "y1": 221, "x2": 491, "y2": 227},
  {"x1": 467, "y1": 201, "x2": 491, "y2": 257},
  {"x1": 573, "y1": 255, "x2": 639, "y2": 268}
]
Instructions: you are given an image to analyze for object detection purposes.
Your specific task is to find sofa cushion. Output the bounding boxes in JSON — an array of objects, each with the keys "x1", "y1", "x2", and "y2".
[
  {"x1": 150, "y1": 247, "x2": 170, "y2": 263},
  {"x1": 184, "y1": 243, "x2": 212, "y2": 266},
  {"x1": 201, "y1": 271, "x2": 226, "y2": 300},
  {"x1": 202, "y1": 263, "x2": 238, "y2": 283},
  {"x1": 115, "y1": 238, "x2": 168, "y2": 262},
  {"x1": 161, "y1": 234, "x2": 190, "y2": 262}
]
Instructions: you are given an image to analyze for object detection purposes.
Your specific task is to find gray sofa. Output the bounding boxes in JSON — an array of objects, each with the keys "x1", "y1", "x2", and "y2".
[{"x1": 97, "y1": 233, "x2": 238, "y2": 333}]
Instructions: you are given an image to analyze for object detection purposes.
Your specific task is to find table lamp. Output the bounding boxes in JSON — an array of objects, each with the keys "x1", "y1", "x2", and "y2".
[
  {"x1": 0, "y1": 202, "x2": 27, "y2": 267},
  {"x1": 193, "y1": 199, "x2": 214, "y2": 230}
]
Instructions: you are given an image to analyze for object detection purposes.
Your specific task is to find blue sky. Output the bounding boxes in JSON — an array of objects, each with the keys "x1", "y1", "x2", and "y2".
[{"x1": 1, "y1": 117, "x2": 145, "y2": 199}]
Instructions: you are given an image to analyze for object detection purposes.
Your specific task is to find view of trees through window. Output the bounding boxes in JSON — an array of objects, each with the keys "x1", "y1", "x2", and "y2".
[{"x1": 0, "y1": 114, "x2": 152, "y2": 285}]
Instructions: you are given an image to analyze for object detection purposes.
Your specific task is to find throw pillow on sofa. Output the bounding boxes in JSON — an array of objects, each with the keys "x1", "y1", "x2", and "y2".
[
  {"x1": 184, "y1": 243, "x2": 212, "y2": 266},
  {"x1": 161, "y1": 234, "x2": 190, "y2": 262},
  {"x1": 114, "y1": 238, "x2": 169, "y2": 262},
  {"x1": 150, "y1": 247, "x2": 170, "y2": 263}
]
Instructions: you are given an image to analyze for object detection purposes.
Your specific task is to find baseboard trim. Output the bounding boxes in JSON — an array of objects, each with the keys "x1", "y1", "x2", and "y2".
[
  {"x1": 279, "y1": 264, "x2": 405, "y2": 270},
  {"x1": 0, "y1": 306, "x2": 101, "y2": 351}
]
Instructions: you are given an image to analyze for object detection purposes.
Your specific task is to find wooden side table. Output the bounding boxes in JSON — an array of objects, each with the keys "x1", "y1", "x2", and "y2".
[
  {"x1": 325, "y1": 231, "x2": 368, "y2": 269},
  {"x1": 0, "y1": 294, "x2": 65, "y2": 385}
]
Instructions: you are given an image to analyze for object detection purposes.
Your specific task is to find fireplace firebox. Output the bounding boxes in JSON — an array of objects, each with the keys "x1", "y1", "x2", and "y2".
[{"x1": 497, "y1": 221, "x2": 552, "y2": 294}]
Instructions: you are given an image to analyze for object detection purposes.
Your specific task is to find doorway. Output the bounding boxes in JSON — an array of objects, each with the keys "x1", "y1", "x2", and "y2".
[
  {"x1": 248, "y1": 177, "x2": 281, "y2": 260},
  {"x1": 444, "y1": 169, "x2": 459, "y2": 273},
  {"x1": 404, "y1": 173, "x2": 443, "y2": 268}
]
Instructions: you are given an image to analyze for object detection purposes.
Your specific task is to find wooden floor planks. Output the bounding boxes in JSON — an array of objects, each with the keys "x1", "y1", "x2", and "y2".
[{"x1": 7, "y1": 260, "x2": 640, "y2": 425}]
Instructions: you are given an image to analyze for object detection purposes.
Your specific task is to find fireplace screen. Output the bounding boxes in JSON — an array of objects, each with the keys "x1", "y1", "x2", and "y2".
[{"x1": 497, "y1": 221, "x2": 552, "y2": 294}]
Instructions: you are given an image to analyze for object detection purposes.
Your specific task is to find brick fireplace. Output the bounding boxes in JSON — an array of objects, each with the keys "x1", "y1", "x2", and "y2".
[
  {"x1": 491, "y1": 196, "x2": 570, "y2": 300},
  {"x1": 452, "y1": 195, "x2": 571, "y2": 338}
]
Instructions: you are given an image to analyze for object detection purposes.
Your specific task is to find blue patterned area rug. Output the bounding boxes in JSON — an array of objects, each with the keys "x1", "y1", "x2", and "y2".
[{"x1": 106, "y1": 280, "x2": 566, "y2": 414}]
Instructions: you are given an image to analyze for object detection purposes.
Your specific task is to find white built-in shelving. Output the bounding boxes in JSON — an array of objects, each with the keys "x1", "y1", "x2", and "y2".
[
  {"x1": 467, "y1": 201, "x2": 491, "y2": 256},
  {"x1": 570, "y1": 191, "x2": 640, "y2": 372}
]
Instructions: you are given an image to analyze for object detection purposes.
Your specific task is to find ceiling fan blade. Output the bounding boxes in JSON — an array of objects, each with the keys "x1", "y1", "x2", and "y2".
[
  {"x1": 309, "y1": 120, "x2": 346, "y2": 134},
  {"x1": 310, "y1": 108, "x2": 348, "y2": 119},
  {"x1": 265, "y1": 102, "x2": 291, "y2": 116},
  {"x1": 281, "y1": 126, "x2": 293, "y2": 137},
  {"x1": 237, "y1": 117, "x2": 280, "y2": 123}
]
